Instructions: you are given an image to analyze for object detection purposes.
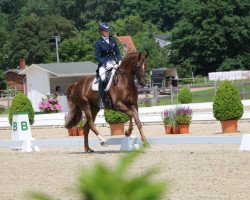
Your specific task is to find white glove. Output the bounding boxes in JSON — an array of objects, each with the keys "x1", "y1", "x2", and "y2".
[
  {"x1": 113, "y1": 64, "x2": 118, "y2": 69},
  {"x1": 106, "y1": 62, "x2": 113, "y2": 70},
  {"x1": 118, "y1": 60, "x2": 122, "y2": 66}
]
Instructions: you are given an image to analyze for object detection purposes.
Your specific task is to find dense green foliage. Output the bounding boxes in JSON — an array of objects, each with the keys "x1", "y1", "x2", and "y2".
[
  {"x1": 29, "y1": 151, "x2": 167, "y2": 200},
  {"x1": 169, "y1": 0, "x2": 250, "y2": 76},
  {"x1": 104, "y1": 109, "x2": 129, "y2": 124},
  {"x1": 0, "y1": 0, "x2": 249, "y2": 77},
  {"x1": 8, "y1": 92, "x2": 35, "y2": 125},
  {"x1": 178, "y1": 87, "x2": 193, "y2": 103},
  {"x1": 0, "y1": 69, "x2": 7, "y2": 89},
  {"x1": 213, "y1": 80, "x2": 243, "y2": 121}
]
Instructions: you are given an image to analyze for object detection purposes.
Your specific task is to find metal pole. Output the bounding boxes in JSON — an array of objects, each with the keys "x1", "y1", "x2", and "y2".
[
  {"x1": 55, "y1": 36, "x2": 59, "y2": 63},
  {"x1": 242, "y1": 81, "x2": 245, "y2": 100},
  {"x1": 153, "y1": 86, "x2": 159, "y2": 105}
]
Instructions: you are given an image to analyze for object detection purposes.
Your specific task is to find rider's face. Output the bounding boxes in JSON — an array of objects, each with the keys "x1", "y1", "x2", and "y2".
[{"x1": 101, "y1": 30, "x2": 110, "y2": 37}]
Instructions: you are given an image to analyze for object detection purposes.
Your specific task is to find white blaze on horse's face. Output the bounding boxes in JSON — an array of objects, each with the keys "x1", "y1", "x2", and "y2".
[{"x1": 136, "y1": 52, "x2": 149, "y2": 86}]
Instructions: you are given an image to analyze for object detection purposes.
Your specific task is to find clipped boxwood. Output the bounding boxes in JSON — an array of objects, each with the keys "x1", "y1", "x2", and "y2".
[
  {"x1": 9, "y1": 92, "x2": 35, "y2": 125},
  {"x1": 104, "y1": 109, "x2": 129, "y2": 124},
  {"x1": 178, "y1": 87, "x2": 192, "y2": 104},
  {"x1": 213, "y1": 80, "x2": 243, "y2": 121}
]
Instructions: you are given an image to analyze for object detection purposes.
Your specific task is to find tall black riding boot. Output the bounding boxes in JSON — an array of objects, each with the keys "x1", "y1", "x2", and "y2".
[{"x1": 98, "y1": 78, "x2": 104, "y2": 109}]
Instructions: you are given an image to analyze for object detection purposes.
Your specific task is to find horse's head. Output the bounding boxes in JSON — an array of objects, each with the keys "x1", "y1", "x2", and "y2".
[{"x1": 135, "y1": 52, "x2": 149, "y2": 86}]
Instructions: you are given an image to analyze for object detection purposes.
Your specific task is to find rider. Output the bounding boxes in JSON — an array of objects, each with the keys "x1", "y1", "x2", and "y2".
[{"x1": 95, "y1": 22, "x2": 122, "y2": 109}]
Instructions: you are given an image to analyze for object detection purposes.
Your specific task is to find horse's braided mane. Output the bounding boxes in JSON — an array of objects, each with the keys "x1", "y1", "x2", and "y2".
[{"x1": 122, "y1": 51, "x2": 138, "y2": 62}]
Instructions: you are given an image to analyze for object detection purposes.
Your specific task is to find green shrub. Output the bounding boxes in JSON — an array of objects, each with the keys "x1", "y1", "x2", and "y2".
[
  {"x1": 9, "y1": 92, "x2": 35, "y2": 125},
  {"x1": 178, "y1": 87, "x2": 192, "y2": 104},
  {"x1": 104, "y1": 109, "x2": 129, "y2": 124},
  {"x1": 0, "y1": 106, "x2": 5, "y2": 114},
  {"x1": 29, "y1": 151, "x2": 168, "y2": 200},
  {"x1": 213, "y1": 80, "x2": 243, "y2": 121}
]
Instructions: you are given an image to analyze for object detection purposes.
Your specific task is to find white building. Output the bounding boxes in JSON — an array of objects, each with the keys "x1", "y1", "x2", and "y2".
[
  {"x1": 209, "y1": 70, "x2": 250, "y2": 81},
  {"x1": 19, "y1": 61, "x2": 97, "y2": 111},
  {"x1": 155, "y1": 35, "x2": 171, "y2": 48}
]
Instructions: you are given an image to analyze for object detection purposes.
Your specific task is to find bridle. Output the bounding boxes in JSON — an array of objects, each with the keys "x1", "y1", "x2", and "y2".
[{"x1": 115, "y1": 59, "x2": 146, "y2": 81}]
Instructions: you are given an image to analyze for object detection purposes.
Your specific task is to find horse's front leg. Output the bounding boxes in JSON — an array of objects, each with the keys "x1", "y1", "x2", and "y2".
[
  {"x1": 130, "y1": 106, "x2": 150, "y2": 148},
  {"x1": 125, "y1": 116, "x2": 133, "y2": 137}
]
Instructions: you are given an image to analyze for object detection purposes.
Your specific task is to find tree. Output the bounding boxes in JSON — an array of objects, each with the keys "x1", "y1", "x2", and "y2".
[
  {"x1": 81, "y1": 0, "x2": 123, "y2": 25},
  {"x1": 56, "y1": 21, "x2": 99, "y2": 63},
  {"x1": 136, "y1": 0, "x2": 181, "y2": 31},
  {"x1": 0, "y1": 70, "x2": 7, "y2": 89},
  {"x1": 7, "y1": 14, "x2": 75, "y2": 67},
  {"x1": 169, "y1": 0, "x2": 250, "y2": 76}
]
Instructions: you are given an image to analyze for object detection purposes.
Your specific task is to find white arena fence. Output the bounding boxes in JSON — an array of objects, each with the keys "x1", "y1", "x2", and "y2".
[
  {"x1": 0, "y1": 136, "x2": 243, "y2": 149},
  {"x1": 1, "y1": 100, "x2": 250, "y2": 128}
]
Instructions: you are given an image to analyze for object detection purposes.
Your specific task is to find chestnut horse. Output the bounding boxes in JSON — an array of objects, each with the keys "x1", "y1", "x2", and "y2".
[{"x1": 65, "y1": 52, "x2": 150, "y2": 152}]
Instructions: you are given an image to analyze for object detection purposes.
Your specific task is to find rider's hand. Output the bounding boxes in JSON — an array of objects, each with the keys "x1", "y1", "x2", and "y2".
[
  {"x1": 106, "y1": 62, "x2": 113, "y2": 70},
  {"x1": 113, "y1": 64, "x2": 118, "y2": 69}
]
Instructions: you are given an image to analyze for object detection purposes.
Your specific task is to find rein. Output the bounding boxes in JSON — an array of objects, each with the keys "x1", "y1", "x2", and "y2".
[{"x1": 113, "y1": 52, "x2": 146, "y2": 85}]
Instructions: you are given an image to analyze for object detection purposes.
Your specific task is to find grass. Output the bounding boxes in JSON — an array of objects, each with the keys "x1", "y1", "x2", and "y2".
[{"x1": 138, "y1": 85, "x2": 250, "y2": 107}]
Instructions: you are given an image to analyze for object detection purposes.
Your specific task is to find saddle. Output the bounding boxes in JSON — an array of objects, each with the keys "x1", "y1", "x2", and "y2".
[{"x1": 91, "y1": 69, "x2": 115, "y2": 109}]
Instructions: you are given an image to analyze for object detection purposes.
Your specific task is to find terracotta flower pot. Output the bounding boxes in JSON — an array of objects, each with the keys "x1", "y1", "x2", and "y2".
[
  {"x1": 109, "y1": 123, "x2": 125, "y2": 135},
  {"x1": 178, "y1": 124, "x2": 190, "y2": 134},
  {"x1": 220, "y1": 120, "x2": 238, "y2": 133},
  {"x1": 76, "y1": 128, "x2": 85, "y2": 136},
  {"x1": 68, "y1": 128, "x2": 77, "y2": 136},
  {"x1": 164, "y1": 125, "x2": 172, "y2": 134},
  {"x1": 171, "y1": 126, "x2": 180, "y2": 134}
]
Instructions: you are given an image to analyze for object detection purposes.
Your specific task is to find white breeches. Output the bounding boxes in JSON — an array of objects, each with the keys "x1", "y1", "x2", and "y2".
[
  {"x1": 99, "y1": 60, "x2": 117, "y2": 81},
  {"x1": 99, "y1": 66, "x2": 106, "y2": 81}
]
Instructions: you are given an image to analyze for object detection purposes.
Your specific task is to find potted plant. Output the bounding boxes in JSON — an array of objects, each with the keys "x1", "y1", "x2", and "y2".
[
  {"x1": 66, "y1": 112, "x2": 86, "y2": 136},
  {"x1": 213, "y1": 80, "x2": 243, "y2": 133},
  {"x1": 176, "y1": 107, "x2": 192, "y2": 134},
  {"x1": 162, "y1": 106, "x2": 193, "y2": 134},
  {"x1": 104, "y1": 109, "x2": 129, "y2": 135},
  {"x1": 162, "y1": 107, "x2": 179, "y2": 134}
]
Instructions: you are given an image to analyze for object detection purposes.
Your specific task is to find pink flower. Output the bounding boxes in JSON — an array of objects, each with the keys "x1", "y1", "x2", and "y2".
[{"x1": 39, "y1": 96, "x2": 62, "y2": 113}]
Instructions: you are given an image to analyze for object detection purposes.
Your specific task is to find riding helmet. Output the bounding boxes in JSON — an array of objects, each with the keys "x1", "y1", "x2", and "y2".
[{"x1": 99, "y1": 22, "x2": 110, "y2": 32}]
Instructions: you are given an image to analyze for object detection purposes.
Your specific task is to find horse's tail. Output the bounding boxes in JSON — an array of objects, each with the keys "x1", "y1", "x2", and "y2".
[{"x1": 65, "y1": 83, "x2": 82, "y2": 129}]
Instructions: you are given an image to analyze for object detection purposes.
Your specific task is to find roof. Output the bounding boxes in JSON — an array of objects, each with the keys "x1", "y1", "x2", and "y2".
[
  {"x1": 155, "y1": 34, "x2": 171, "y2": 41},
  {"x1": 117, "y1": 36, "x2": 136, "y2": 52},
  {"x1": 19, "y1": 61, "x2": 97, "y2": 76},
  {"x1": 4, "y1": 69, "x2": 25, "y2": 74}
]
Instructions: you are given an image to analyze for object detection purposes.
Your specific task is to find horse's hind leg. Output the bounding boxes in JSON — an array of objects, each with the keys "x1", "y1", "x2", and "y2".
[
  {"x1": 125, "y1": 116, "x2": 133, "y2": 137},
  {"x1": 82, "y1": 103, "x2": 108, "y2": 148}
]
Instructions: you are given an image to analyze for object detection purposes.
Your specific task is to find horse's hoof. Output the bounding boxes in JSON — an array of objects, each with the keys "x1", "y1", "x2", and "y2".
[
  {"x1": 85, "y1": 148, "x2": 94, "y2": 153},
  {"x1": 143, "y1": 141, "x2": 150, "y2": 148},
  {"x1": 101, "y1": 141, "x2": 108, "y2": 147},
  {"x1": 125, "y1": 130, "x2": 131, "y2": 137}
]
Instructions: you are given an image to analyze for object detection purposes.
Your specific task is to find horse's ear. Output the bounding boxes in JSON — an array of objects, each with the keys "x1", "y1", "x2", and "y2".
[
  {"x1": 145, "y1": 52, "x2": 149, "y2": 59},
  {"x1": 137, "y1": 52, "x2": 142, "y2": 61}
]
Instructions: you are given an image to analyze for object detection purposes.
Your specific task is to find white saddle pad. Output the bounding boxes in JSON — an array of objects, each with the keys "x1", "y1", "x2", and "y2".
[
  {"x1": 91, "y1": 68, "x2": 116, "y2": 92},
  {"x1": 91, "y1": 78, "x2": 99, "y2": 91}
]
